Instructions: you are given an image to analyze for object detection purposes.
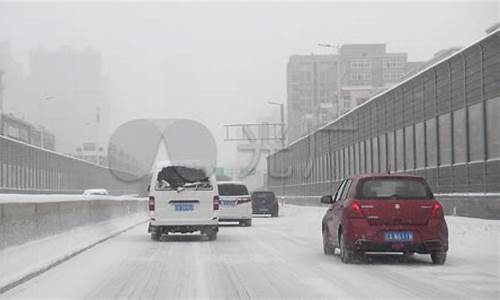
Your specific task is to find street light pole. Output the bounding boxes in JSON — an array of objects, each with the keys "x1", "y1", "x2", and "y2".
[
  {"x1": 268, "y1": 101, "x2": 286, "y2": 202},
  {"x1": 268, "y1": 101, "x2": 285, "y2": 148},
  {"x1": 0, "y1": 70, "x2": 4, "y2": 135},
  {"x1": 39, "y1": 96, "x2": 54, "y2": 149}
]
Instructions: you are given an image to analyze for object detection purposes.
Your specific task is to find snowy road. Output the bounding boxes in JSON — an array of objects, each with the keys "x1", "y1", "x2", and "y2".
[{"x1": 3, "y1": 205, "x2": 499, "y2": 299}]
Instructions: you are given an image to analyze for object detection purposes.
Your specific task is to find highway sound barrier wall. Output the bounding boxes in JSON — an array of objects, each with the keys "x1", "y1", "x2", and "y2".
[
  {"x1": 268, "y1": 31, "x2": 500, "y2": 201},
  {"x1": 0, "y1": 135, "x2": 146, "y2": 195}
]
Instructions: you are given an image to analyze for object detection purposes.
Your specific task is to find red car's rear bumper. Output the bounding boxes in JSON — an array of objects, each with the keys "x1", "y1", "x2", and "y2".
[{"x1": 344, "y1": 219, "x2": 448, "y2": 254}]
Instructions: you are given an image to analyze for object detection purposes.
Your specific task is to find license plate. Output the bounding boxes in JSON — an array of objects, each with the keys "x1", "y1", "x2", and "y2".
[
  {"x1": 384, "y1": 231, "x2": 413, "y2": 242},
  {"x1": 175, "y1": 204, "x2": 194, "y2": 211},
  {"x1": 222, "y1": 201, "x2": 236, "y2": 207}
]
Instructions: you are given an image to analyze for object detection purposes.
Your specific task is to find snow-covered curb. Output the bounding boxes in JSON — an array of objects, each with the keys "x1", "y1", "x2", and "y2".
[
  {"x1": 0, "y1": 194, "x2": 145, "y2": 204},
  {"x1": 0, "y1": 213, "x2": 148, "y2": 294}
]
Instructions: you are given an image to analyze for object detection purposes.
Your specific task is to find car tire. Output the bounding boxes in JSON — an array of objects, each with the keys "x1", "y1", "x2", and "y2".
[
  {"x1": 240, "y1": 219, "x2": 252, "y2": 227},
  {"x1": 339, "y1": 233, "x2": 353, "y2": 264},
  {"x1": 323, "y1": 240, "x2": 335, "y2": 255},
  {"x1": 272, "y1": 209, "x2": 279, "y2": 218},
  {"x1": 431, "y1": 251, "x2": 447, "y2": 265},
  {"x1": 205, "y1": 229, "x2": 217, "y2": 241},
  {"x1": 151, "y1": 231, "x2": 161, "y2": 241}
]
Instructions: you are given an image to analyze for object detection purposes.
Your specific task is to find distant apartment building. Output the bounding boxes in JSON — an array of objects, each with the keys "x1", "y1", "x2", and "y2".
[
  {"x1": 287, "y1": 55, "x2": 338, "y2": 142},
  {"x1": 1, "y1": 45, "x2": 56, "y2": 151},
  {"x1": 0, "y1": 112, "x2": 56, "y2": 151},
  {"x1": 287, "y1": 44, "x2": 423, "y2": 143},
  {"x1": 404, "y1": 47, "x2": 461, "y2": 79},
  {"x1": 72, "y1": 141, "x2": 143, "y2": 176},
  {"x1": 14, "y1": 46, "x2": 110, "y2": 154},
  {"x1": 73, "y1": 141, "x2": 107, "y2": 166},
  {"x1": 0, "y1": 41, "x2": 24, "y2": 114}
]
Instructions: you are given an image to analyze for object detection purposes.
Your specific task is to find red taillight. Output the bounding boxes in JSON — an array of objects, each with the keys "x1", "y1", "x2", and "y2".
[
  {"x1": 237, "y1": 196, "x2": 252, "y2": 205},
  {"x1": 213, "y1": 195, "x2": 220, "y2": 210},
  {"x1": 431, "y1": 201, "x2": 444, "y2": 219},
  {"x1": 148, "y1": 196, "x2": 155, "y2": 211},
  {"x1": 350, "y1": 201, "x2": 365, "y2": 219}
]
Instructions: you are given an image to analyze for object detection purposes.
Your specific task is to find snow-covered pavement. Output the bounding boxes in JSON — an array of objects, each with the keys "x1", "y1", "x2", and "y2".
[{"x1": 2, "y1": 205, "x2": 499, "y2": 299}]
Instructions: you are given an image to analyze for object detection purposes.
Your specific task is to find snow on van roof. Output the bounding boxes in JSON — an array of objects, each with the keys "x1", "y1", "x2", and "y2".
[
  {"x1": 154, "y1": 160, "x2": 214, "y2": 170},
  {"x1": 217, "y1": 181, "x2": 246, "y2": 186}
]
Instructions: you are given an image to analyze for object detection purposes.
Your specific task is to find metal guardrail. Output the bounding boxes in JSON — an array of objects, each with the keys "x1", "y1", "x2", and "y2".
[{"x1": 0, "y1": 135, "x2": 146, "y2": 194}]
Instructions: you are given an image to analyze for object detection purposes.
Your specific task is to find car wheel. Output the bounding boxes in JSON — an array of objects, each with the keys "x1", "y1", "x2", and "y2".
[
  {"x1": 339, "y1": 233, "x2": 353, "y2": 263},
  {"x1": 244, "y1": 219, "x2": 252, "y2": 227},
  {"x1": 150, "y1": 231, "x2": 161, "y2": 241},
  {"x1": 431, "y1": 251, "x2": 447, "y2": 265},
  {"x1": 323, "y1": 240, "x2": 335, "y2": 255},
  {"x1": 205, "y1": 229, "x2": 217, "y2": 241},
  {"x1": 272, "y1": 209, "x2": 279, "y2": 218}
]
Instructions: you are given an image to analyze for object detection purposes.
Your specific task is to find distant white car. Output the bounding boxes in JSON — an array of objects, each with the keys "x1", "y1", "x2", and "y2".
[
  {"x1": 148, "y1": 161, "x2": 219, "y2": 241},
  {"x1": 218, "y1": 181, "x2": 252, "y2": 226},
  {"x1": 82, "y1": 188, "x2": 109, "y2": 196}
]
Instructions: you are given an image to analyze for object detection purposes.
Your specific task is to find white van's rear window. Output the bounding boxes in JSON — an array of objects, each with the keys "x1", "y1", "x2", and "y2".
[
  {"x1": 156, "y1": 166, "x2": 212, "y2": 191},
  {"x1": 218, "y1": 184, "x2": 248, "y2": 196}
]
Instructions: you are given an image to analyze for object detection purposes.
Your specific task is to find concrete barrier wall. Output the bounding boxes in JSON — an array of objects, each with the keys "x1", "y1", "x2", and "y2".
[
  {"x1": 0, "y1": 197, "x2": 147, "y2": 250},
  {"x1": 279, "y1": 194, "x2": 500, "y2": 220}
]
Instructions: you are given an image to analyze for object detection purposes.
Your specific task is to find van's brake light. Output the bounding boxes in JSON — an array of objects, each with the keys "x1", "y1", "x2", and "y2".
[
  {"x1": 148, "y1": 196, "x2": 155, "y2": 211},
  {"x1": 237, "y1": 197, "x2": 252, "y2": 205},
  {"x1": 213, "y1": 195, "x2": 220, "y2": 210}
]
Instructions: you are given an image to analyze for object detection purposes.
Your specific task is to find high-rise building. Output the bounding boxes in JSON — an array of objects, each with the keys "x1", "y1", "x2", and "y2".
[
  {"x1": 0, "y1": 41, "x2": 25, "y2": 114},
  {"x1": 287, "y1": 54, "x2": 339, "y2": 143},
  {"x1": 18, "y1": 46, "x2": 109, "y2": 153},
  {"x1": 287, "y1": 44, "x2": 423, "y2": 143}
]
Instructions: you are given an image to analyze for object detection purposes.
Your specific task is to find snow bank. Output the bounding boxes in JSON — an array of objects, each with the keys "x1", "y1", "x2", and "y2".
[
  {"x1": 0, "y1": 213, "x2": 147, "y2": 293},
  {"x1": 0, "y1": 193, "x2": 142, "y2": 204}
]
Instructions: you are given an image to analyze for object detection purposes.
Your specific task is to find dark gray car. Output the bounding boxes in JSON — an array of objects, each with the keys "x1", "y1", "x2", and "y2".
[{"x1": 251, "y1": 191, "x2": 279, "y2": 217}]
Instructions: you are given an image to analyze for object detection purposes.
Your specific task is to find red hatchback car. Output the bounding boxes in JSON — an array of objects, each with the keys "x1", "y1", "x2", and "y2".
[{"x1": 321, "y1": 174, "x2": 448, "y2": 264}]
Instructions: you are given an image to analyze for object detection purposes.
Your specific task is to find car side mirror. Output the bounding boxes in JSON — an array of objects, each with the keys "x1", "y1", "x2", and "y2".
[{"x1": 320, "y1": 195, "x2": 333, "y2": 204}]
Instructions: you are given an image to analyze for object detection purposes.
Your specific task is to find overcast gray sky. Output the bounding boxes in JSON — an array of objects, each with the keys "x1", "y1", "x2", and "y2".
[{"x1": 0, "y1": 1, "x2": 498, "y2": 168}]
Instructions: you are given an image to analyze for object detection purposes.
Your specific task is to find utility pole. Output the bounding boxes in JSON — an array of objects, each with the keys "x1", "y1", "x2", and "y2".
[
  {"x1": 39, "y1": 96, "x2": 54, "y2": 149},
  {"x1": 0, "y1": 70, "x2": 4, "y2": 135},
  {"x1": 268, "y1": 101, "x2": 286, "y2": 202},
  {"x1": 0, "y1": 69, "x2": 4, "y2": 112},
  {"x1": 268, "y1": 101, "x2": 285, "y2": 148}
]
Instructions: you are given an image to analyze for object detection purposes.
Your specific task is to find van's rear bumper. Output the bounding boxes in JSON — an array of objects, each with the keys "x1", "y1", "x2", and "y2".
[
  {"x1": 219, "y1": 203, "x2": 252, "y2": 220},
  {"x1": 150, "y1": 217, "x2": 218, "y2": 227},
  {"x1": 149, "y1": 218, "x2": 218, "y2": 234}
]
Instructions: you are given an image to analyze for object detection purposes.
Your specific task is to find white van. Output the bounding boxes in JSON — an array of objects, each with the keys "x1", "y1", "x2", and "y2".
[
  {"x1": 217, "y1": 181, "x2": 252, "y2": 226},
  {"x1": 148, "y1": 161, "x2": 219, "y2": 241}
]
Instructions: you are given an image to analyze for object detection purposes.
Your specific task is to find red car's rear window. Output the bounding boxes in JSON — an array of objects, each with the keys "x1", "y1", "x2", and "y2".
[{"x1": 356, "y1": 177, "x2": 433, "y2": 200}]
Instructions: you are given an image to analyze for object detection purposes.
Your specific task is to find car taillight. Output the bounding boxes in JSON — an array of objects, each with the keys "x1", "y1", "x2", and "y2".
[
  {"x1": 237, "y1": 196, "x2": 252, "y2": 205},
  {"x1": 431, "y1": 201, "x2": 444, "y2": 219},
  {"x1": 349, "y1": 201, "x2": 365, "y2": 219},
  {"x1": 148, "y1": 196, "x2": 155, "y2": 211},
  {"x1": 213, "y1": 195, "x2": 220, "y2": 210}
]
